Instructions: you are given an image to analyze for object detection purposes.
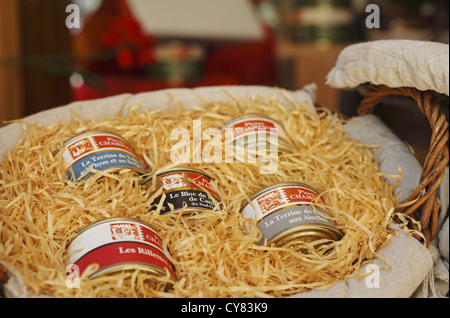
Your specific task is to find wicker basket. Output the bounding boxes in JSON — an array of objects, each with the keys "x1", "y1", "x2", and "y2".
[
  {"x1": 0, "y1": 85, "x2": 448, "y2": 297},
  {"x1": 358, "y1": 85, "x2": 449, "y2": 246}
]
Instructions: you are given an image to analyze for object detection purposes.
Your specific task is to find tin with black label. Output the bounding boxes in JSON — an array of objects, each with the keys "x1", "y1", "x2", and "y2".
[{"x1": 141, "y1": 167, "x2": 221, "y2": 214}]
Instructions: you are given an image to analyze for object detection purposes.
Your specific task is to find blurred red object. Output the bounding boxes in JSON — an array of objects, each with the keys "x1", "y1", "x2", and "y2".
[
  {"x1": 70, "y1": 0, "x2": 276, "y2": 101},
  {"x1": 72, "y1": 0, "x2": 155, "y2": 72},
  {"x1": 204, "y1": 24, "x2": 276, "y2": 86}
]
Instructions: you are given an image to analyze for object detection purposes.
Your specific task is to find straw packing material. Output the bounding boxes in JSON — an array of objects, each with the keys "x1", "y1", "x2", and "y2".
[{"x1": 0, "y1": 93, "x2": 401, "y2": 297}]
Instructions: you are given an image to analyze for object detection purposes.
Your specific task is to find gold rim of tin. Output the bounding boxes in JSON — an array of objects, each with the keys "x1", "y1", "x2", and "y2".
[
  {"x1": 163, "y1": 205, "x2": 217, "y2": 215},
  {"x1": 66, "y1": 217, "x2": 160, "y2": 251},
  {"x1": 269, "y1": 223, "x2": 344, "y2": 247},
  {"x1": 63, "y1": 130, "x2": 128, "y2": 147},
  {"x1": 140, "y1": 166, "x2": 213, "y2": 187},
  {"x1": 242, "y1": 181, "x2": 322, "y2": 210},
  {"x1": 88, "y1": 261, "x2": 176, "y2": 281}
]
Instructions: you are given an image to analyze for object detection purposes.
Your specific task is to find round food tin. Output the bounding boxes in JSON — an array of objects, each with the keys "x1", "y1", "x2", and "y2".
[
  {"x1": 222, "y1": 114, "x2": 292, "y2": 153},
  {"x1": 141, "y1": 167, "x2": 221, "y2": 215},
  {"x1": 65, "y1": 217, "x2": 176, "y2": 280},
  {"x1": 241, "y1": 182, "x2": 343, "y2": 248},
  {"x1": 62, "y1": 130, "x2": 146, "y2": 181}
]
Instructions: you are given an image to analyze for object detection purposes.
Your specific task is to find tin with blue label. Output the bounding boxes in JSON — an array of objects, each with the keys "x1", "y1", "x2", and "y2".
[{"x1": 62, "y1": 130, "x2": 146, "y2": 181}]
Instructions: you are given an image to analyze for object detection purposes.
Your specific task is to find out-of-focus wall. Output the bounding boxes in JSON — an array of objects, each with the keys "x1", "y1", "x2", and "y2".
[{"x1": 0, "y1": 0, "x2": 22, "y2": 126}]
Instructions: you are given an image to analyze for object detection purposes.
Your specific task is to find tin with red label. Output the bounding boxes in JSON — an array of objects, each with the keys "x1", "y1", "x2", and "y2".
[
  {"x1": 65, "y1": 217, "x2": 176, "y2": 280},
  {"x1": 141, "y1": 167, "x2": 221, "y2": 214},
  {"x1": 222, "y1": 114, "x2": 292, "y2": 153},
  {"x1": 62, "y1": 130, "x2": 146, "y2": 181},
  {"x1": 241, "y1": 182, "x2": 343, "y2": 249}
]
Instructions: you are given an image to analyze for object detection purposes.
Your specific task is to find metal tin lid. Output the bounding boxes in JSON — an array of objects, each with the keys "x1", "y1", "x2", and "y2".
[
  {"x1": 89, "y1": 262, "x2": 171, "y2": 280},
  {"x1": 244, "y1": 181, "x2": 321, "y2": 207},
  {"x1": 140, "y1": 166, "x2": 212, "y2": 187},
  {"x1": 270, "y1": 223, "x2": 344, "y2": 247},
  {"x1": 63, "y1": 130, "x2": 127, "y2": 147},
  {"x1": 221, "y1": 114, "x2": 293, "y2": 152}
]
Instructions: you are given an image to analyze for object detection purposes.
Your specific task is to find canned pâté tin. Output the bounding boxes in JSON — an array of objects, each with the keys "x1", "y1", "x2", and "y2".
[
  {"x1": 141, "y1": 167, "x2": 221, "y2": 214},
  {"x1": 62, "y1": 130, "x2": 146, "y2": 181},
  {"x1": 65, "y1": 217, "x2": 176, "y2": 280},
  {"x1": 222, "y1": 114, "x2": 292, "y2": 153},
  {"x1": 241, "y1": 182, "x2": 343, "y2": 248}
]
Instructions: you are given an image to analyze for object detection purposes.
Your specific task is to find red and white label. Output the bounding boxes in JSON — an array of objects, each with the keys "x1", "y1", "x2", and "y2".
[
  {"x1": 187, "y1": 172, "x2": 220, "y2": 199},
  {"x1": 63, "y1": 132, "x2": 137, "y2": 168},
  {"x1": 233, "y1": 119, "x2": 277, "y2": 138},
  {"x1": 242, "y1": 185, "x2": 322, "y2": 221},
  {"x1": 109, "y1": 222, "x2": 164, "y2": 249},
  {"x1": 160, "y1": 172, "x2": 188, "y2": 191},
  {"x1": 158, "y1": 170, "x2": 220, "y2": 199},
  {"x1": 67, "y1": 137, "x2": 96, "y2": 161},
  {"x1": 256, "y1": 189, "x2": 284, "y2": 215},
  {"x1": 92, "y1": 135, "x2": 134, "y2": 154},
  {"x1": 74, "y1": 241, "x2": 176, "y2": 279},
  {"x1": 226, "y1": 116, "x2": 287, "y2": 141},
  {"x1": 282, "y1": 186, "x2": 319, "y2": 204},
  {"x1": 66, "y1": 219, "x2": 174, "y2": 278}
]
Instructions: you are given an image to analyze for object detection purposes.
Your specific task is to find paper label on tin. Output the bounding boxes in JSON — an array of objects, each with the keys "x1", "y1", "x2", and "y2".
[
  {"x1": 66, "y1": 221, "x2": 164, "y2": 265},
  {"x1": 64, "y1": 133, "x2": 135, "y2": 165},
  {"x1": 244, "y1": 186, "x2": 320, "y2": 219},
  {"x1": 63, "y1": 132, "x2": 145, "y2": 181},
  {"x1": 73, "y1": 241, "x2": 176, "y2": 280},
  {"x1": 149, "y1": 170, "x2": 221, "y2": 214},
  {"x1": 160, "y1": 172, "x2": 188, "y2": 190},
  {"x1": 256, "y1": 205, "x2": 337, "y2": 243},
  {"x1": 151, "y1": 189, "x2": 217, "y2": 214},
  {"x1": 228, "y1": 117, "x2": 287, "y2": 151},
  {"x1": 157, "y1": 171, "x2": 220, "y2": 198},
  {"x1": 242, "y1": 185, "x2": 336, "y2": 243},
  {"x1": 186, "y1": 172, "x2": 220, "y2": 198},
  {"x1": 228, "y1": 117, "x2": 287, "y2": 141}
]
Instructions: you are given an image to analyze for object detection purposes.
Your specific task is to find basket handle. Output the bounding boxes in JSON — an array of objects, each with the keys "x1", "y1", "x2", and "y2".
[{"x1": 358, "y1": 85, "x2": 449, "y2": 245}]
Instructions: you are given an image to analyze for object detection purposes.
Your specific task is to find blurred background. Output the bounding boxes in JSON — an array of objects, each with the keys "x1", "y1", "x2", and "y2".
[{"x1": 0, "y1": 0, "x2": 448, "y2": 164}]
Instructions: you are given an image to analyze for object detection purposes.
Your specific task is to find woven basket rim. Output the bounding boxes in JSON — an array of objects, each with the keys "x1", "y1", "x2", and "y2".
[{"x1": 358, "y1": 84, "x2": 449, "y2": 245}]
